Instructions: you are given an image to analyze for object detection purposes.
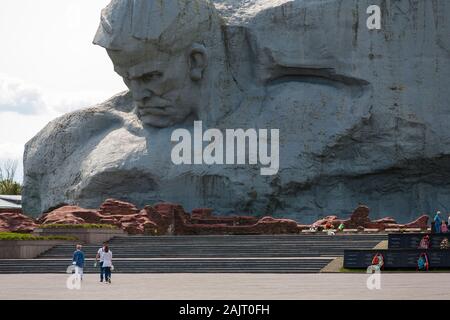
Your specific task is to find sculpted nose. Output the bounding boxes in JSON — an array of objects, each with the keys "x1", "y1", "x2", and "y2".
[{"x1": 130, "y1": 80, "x2": 152, "y2": 102}]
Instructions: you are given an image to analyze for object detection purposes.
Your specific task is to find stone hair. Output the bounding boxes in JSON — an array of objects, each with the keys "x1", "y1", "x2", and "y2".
[{"x1": 93, "y1": 0, "x2": 223, "y2": 53}]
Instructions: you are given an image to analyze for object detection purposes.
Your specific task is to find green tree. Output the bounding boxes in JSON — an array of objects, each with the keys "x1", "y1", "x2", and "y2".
[{"x1": 0, "y1": 159, "x2": 22, "y2": 195}]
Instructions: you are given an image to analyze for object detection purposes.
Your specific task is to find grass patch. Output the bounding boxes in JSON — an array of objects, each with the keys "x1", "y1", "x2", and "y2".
[
  {"x1": 39, "y1": 223, "x2": 118, "y2": 230},
  {"x1": 0, "y1": 232, "x2": 77, "y2": 241}
]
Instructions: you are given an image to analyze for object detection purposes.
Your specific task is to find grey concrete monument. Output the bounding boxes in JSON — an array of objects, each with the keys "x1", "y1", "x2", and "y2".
[{"x1": 23, "y1": 0, "x2": 450, "y2": 223}]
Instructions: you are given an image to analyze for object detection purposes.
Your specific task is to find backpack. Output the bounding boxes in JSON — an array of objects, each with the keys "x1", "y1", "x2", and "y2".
[
  {"x1": 440, "y1": 238, "x2": 449, "y2": 249},
  {"x1": 417, "y1": 253, "x2": 429, "y2": 271}
]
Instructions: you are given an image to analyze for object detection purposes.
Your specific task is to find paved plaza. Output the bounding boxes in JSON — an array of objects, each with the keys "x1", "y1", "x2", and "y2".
[{"x1": 1, "y1": 273, "x2": 449, "y2": 300}]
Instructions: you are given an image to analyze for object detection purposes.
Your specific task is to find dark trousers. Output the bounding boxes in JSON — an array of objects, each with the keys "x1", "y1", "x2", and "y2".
[
  {"x1": 103, "y1": 267, "x2": 111, "y2": 281},
  {"x1": 99, "y1": 261, "x2": 104, "y2": 281}
]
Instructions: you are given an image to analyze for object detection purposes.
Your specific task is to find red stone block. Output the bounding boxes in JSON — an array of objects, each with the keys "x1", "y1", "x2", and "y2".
[
  {"x1": 98, "y1": 199, "x2": 140, "y2": 216},
  {"x1": 0, "y1": 199, "x2": 432, "y2": 235},
  {"x1": 191, "y1": 208, "x2": 213, "y2": 219},
  {"x1": 404, "y1": 215, "x2": 429, "y2": 229},
  {"x1": 0, "y1": 212, "x2": 37, "y2": 233}
]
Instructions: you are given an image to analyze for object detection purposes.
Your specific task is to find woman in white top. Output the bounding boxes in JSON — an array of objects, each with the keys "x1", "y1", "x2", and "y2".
[{"x1": 102, "y1": 245, "x2": 113, "y2": 284}]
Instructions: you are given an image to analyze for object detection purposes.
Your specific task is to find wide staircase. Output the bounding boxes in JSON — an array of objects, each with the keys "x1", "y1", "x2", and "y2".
[{"x1": 0, "y1": 234, "x2": 387, "y2": 273}]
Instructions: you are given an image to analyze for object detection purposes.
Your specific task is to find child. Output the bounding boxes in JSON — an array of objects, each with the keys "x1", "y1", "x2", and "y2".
[{"x1": 441, "y1": 221, "x2": 449, "y2": 233}]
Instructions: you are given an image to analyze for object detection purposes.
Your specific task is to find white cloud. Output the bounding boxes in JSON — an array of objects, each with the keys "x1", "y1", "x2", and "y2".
[
  {"x1": 44, "y1": 90, "x2": 115, "y2": 114},
  {"x1": 0, "y1": 111, "x2": 54, "y2": 183},
  {"x1": 0, "y1": 143, "x2": 24, "y2": 160},
  {"x1": 0, "y1": 73, "x2": 114, "y2": 116},
  {"x1": 0, "y1": 74, "x2": 47, "y2": 115},
  {"x1": 0, "y1": 74, "x2": 122, "y2": 183},
  {"x1": 0, "y1": 0, "x2": 127, "y2": 184}
]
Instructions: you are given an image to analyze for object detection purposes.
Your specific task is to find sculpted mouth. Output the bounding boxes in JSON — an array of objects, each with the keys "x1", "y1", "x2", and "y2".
[{"x1": 138, "y1": 105, "x2": 172, "y2": 116}]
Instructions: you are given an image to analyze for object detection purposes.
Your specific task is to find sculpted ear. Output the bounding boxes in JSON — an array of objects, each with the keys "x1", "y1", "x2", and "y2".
[{"x1": 189, "y1": 44, "x2": 208, "y2": 81}]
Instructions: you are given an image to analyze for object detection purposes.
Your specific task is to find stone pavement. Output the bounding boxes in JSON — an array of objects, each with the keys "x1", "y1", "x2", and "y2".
[{"x1": 0, "y1": 273, "x2": 449, "y2": 300}]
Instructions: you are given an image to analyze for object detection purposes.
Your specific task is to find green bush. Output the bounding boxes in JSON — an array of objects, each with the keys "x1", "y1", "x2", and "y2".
[
  {"x1": 0, "y1": 232, "x2": 77, "y2": 241},
  {"x1": 0, "y1": 179, "x2": 21, "y2": 195},
  {"x1": 0, "y1": 160, "x2": 21, "y2": 195},
  {"x1": 39, "y1": 223, "x2": 118, "y2": 230}
]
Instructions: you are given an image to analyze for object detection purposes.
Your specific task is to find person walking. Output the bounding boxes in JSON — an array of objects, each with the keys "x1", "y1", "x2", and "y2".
[
  {"x1": 95, "y1": 242, "x2": 108, "y2": 282},
  {"x1": 102, "y1": 245, "x2": 113, "y2": 284},
  {"x1": 434, "y1": 211, "x2": 443, "y2": 234},
  {"x1": 72, "y1": 244, "x2": 85, "y2": 280}
]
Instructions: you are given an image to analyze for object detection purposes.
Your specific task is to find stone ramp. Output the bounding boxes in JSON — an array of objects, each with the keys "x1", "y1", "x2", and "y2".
[{"x1": 0, "y1": 234, "x2": 387, "y2": 273}]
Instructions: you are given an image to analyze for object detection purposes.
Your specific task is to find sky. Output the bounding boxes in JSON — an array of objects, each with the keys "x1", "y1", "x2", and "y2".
[{"x1": 0, "y1": 0, "x2": 127, "y2": 182}]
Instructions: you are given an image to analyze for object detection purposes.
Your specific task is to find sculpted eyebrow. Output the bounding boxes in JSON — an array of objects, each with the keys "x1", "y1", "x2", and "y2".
[
  {"x1": 266, "y1": 65, "x2": 370, "y2": 87},
  {"x1": 129, "y1": 71, "x2": 162, "y2": 80}
]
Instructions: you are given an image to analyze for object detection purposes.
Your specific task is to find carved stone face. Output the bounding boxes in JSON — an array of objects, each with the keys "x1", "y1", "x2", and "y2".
[{"x1": 109, "y1": 46, "x2": 207, "y2": 128}]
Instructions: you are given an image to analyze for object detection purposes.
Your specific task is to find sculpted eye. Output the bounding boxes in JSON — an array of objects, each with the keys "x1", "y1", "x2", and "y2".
[{"x1": 141, "y1": 72, "x2": 162, "y2": 82}]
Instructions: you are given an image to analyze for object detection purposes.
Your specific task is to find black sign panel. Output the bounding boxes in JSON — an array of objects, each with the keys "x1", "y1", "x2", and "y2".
[
  {"x1": 388, "y1": 233, "x2": 450, "y2": 249},
  {"x1": 344, "y1": 249, "x2": 450, "y2": 269}
]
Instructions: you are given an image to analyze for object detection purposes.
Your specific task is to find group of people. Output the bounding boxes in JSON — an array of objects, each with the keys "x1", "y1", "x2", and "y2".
[
  {"x1": 433, "y1": 211, "x2": 450, "y2": 234},
  {"x1": 71, "y1": 241, "x2": 113, "y2": 283}
]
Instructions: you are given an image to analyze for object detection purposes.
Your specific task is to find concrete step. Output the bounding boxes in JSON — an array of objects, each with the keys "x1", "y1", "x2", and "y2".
[
  {"x1": 39, "y1": 235, "x2": 385, "y2": 259},
  {"x1": 0, "y1": 234, "x2": 386, "y2": 273},
  {"x1": 38, "y1": 253, "x2": 342, "y2": 258},
  {"x1": 0, "y1": 258, "x2": 332, "y2": 273}
]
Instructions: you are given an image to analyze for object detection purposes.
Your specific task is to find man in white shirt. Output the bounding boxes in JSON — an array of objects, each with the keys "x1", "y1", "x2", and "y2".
[
  {"x1": 102, "y1": 246, "x2": 113, "y2": 284},
  {"x1": 95, "y1": 242, "x2": 108, "y2": 282}
]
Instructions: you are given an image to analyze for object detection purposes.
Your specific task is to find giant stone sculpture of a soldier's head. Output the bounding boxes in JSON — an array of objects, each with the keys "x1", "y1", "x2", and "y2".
[
  {"x1": 21, "y1": 0, "x2": 450, "y2": 222},
  {"x1": 93, "y1": 0, "x2": 223, "y2": 128}
]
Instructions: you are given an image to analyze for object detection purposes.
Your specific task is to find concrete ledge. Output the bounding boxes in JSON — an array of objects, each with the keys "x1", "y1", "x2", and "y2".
[
  {"x1": 363, "y1": 229, "x2": 380, "y2": 233},
  {"x1": 301, "y1": 229, "x2": 365, "y2": 234},
  {"x1": 342, "y1": 229, "x2": 359, "y2": 233},
  {"x1": 33, "y1": 228, "x2": 125, "y2": 244},
  {"x1": 404, "y1": 228, "x2": 423, "y2": 232},
  {"x1": 0, "y1": 240, "x2": 76, "y2": 259}
]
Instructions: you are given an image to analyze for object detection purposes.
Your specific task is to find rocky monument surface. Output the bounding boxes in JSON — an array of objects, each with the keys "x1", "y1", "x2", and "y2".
[
  {"x1": 0, "y1": 200, "x2": 429, "y2": 235},
  {"x1": 23, "y1": 0, "x2": 450, "y2": 223}
]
